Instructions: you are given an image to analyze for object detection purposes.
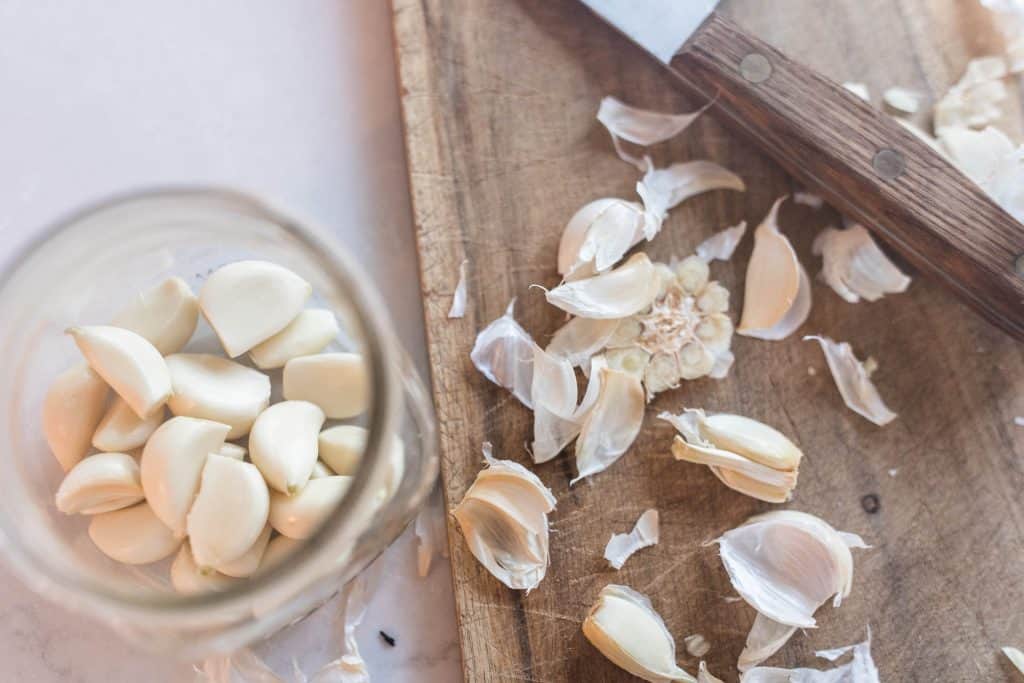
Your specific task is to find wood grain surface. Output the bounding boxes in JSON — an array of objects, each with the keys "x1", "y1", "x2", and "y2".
[{"x1": 391, "y1": 1, "x2": 1024, "y2": 680}]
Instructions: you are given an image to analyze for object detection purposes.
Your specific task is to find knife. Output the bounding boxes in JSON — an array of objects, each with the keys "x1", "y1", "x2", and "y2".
[{"x1": 581, "y1": 0, "x2": 1024, "y2": 340}]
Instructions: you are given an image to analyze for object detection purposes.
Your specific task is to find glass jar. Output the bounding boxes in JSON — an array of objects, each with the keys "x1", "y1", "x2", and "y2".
[{"x1": 0, "y1": 187, "x2": 438, "y2": 659}]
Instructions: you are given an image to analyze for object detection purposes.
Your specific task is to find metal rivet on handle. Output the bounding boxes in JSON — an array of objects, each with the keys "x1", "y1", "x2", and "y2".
[
  {"x1": 872, "y1": 148, "x2": 905, "y2": 180},
  {"x1": 739, "y1": 53, "x2": 772, "y2": 83}
]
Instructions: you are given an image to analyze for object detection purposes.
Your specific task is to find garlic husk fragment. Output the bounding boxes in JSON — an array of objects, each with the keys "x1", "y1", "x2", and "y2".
[
  {"x1": 283, "y1": 352, "x2": 368, "y2": 420},
  {"x1": 597, "y1": 96, "x2": 706, "y2": 169},
  {"x1": 92, "y1": 397, "x2": 164, "y2": 452},
  {"x1": 199, "y1": 260, "x2": 312, "y2": 357},
  {"x1": 939, "y1": 125, "x2": 1024, "y2": 222},
  {"x1": 812, "y1": 225, "x2": 910, "y2": 303},
  {"x1": 897, "y1": 118, "x2": 946, "y2": 156},
  {"x1": 604, "y1": 508, "x2": 659, "y2": 570},
  {"x1": 684, "y1": 634, "x2": 711, "y2": 658},
  {"x1": 43, "y1": 364, "x2": 109, "y2": 471},
  {"x1": 415, "y1": 489, "x2": 448, "y2": 577},
  {"x1": 738, "y1": 613, "x2": 797, "y2": 671},
  {"x1": 530, "y1": 345, "x2": 581, "y2": 463},
  {"x1": 882, "y1": 86, "x2": 921, "y2": 113},
  {"x1": 447, "y1": 259, "x2": 469, "y2": 318},
  {"x1": 1003, "y1": 646, "x2": 1024, "y2": 675},
  {"x1": 793, "y1": 192, "x2": 824, "y2": 209},
  {"x1": 738, "y1": 198, "x2": 811, "y2": 341},
  {"x1": 470, "y1": 299, "x2": 536, "y2": 408},
  {"x1": 217, "y1": 442, "x2": 247, "y2": 460},
  {"x1": 582, "y1": 584, "x2": 697, "y2": 683},
  {"x1": 842, "y1": 82, "x2": 870, "y2": 101},
  {"x1": 696, "y1": 221, "x2": 747, "y2": 262},
  {"x1": 269, "y1": 475, "x2": 352, "y2": 539},
  {"x1": 934, "y1": 56, "x2": 1008, "y2": 130},
  {"x1": 166, "y1": 353, "x2": 271, "y2": 439},
  {"x1": 187, "y1": 454, "x2": 270, "y2": 570},
  {"x1": 547, "y1": 253, "x2": 660, "y2": 319},
  {"x1": 558, "y1": 198, "x2": 646, "y2": 279},
  {"x1": 639, "y1": 161, "x2": 745, "y2": 231},
  {"x1": 318, "y1": 425, "x2": 367, "y2": 475},
  {"x1": 573, "y1": 367, "x2": 644, "y2": 484},
  {"x1": 112, "y1": 276, "x2": 199, "y2": 355},
  {"x1": 88, "y1": 502, "x2": 180, "y2": 565},
  {"x1": 217, "y1": 524, "x2": 272, "y2": 578},
  {"x1": 742, "y1": 628, "x2": 879, "y2": 682},
  {"x1": 249, "y1": 309, "x2": 340, "y2": 370},
  {"x1": 697, "y1": 662, "x2": 724, "y2": 683},
  {"x1": 546, "y1": 316, "x2": 620, "y2": 367},
  {"x1": 805, "y1": 336, "x2": 897, "y2": 426},
  {"x1": 249, "y1": 400, "x2": 325, "y2": 494},
  {"x1": 68, "y1": 325, "x2": 172, "y2": 419},
  {"x1": 452, "y1": 443, "x2": 556, "y2": 591},
  {"x1": 170, "y1": 540, "x2": 238, "y2": 595},
  {"x1": 140, "y1": 416, "x2": 231, "y2": 536},
  {"x1": 55, "y1": 452, "x2": 144, "y2": 514}
]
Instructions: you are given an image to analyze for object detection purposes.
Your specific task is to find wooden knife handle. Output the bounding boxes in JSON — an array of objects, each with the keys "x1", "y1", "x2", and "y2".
[{"x1": 670, "y1": 12, "x2": 1024, "y2": 340}]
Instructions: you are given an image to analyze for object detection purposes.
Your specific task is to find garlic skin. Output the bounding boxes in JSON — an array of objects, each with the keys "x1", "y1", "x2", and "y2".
[
  {"x1": 43, "y1": 364, "x2": 109, "y2": 471},
  {"x1": 696, "y1": 221, "x2": 747, "y2": 262},
  {"x1": 283, "y1": 352, "x2": 368, "y2": 420},
  {"x1": 87, "y1": 502, "x2": 180, "y2": 565},
  {"x1": 111, "y1": 276, "x2": 199, "y2": 355},
  {"x1": 547, "y1": 253, "x2": 661, "y2": 319},
  {"x1": 140, "y1": 416, "x2": 231, "y2": 536},
  {"x1": 1003, "y1": 646, "x2": 1024, "y2": 675},
  {"x1": 217, "y1": 524, "x2": 272, "y2": 578},
  {"x1": 597, "y1": 96, "x2": 705, "y2": 169},
  {"x1": 92, "y1": 397, "x2": 164, "y2": 453},
  {"x1": 558, "y1": 198, "x2": 646, "y2": 279},
  {"x1": 199, "y1": 260, "x2": 312, "y2": 358},
  {"x1": 582, "y1": 584, "x2": 696, "y2": 683},
  {"x1": 573, "y1": 367, "x2": 645, "y2": 483},
  {"x1": 447, "y1": 258, "x2": 469, "y2": 318},
  {"x1": 530, "y1": 345, "x2": 582, "y2": 464},
  {"x1": 318, "y1": 425, "x2": 367, "y2": 475},
  {"x1": 249, "y1": 309, "x2": 339, "y2": 370},
  {"x1": 697, "y1": 662, "x2": 724, "y2": 683},
  {"x1": 546, "y1": 316, "x2": 619, "y2": 368},
  {"x1": 604, "y1": 509, "x2": 659, "y2": 570},
  {"x1": 268, "y1": 475, "x2": 352, "y2": 540},
  {"x1": 170, "y1": 540, "x2": 238, "y2": 595},
  {"x1": 68, "y1": 325, "x2": 172, "y2": 419},
  {"x1": 883, "y1": 86, "x2": 921, "y2": 114},
  {"x1": 470, "y1": 299, "x2": 537, "y2": 408},
  {"x1": 812, "y1": 225, "x2": 910, "y2": 303},
  {"x1": 217, "y1": 442, "x2": 247, "y2": 460},
  {"x1": 738, "y1": 613, "x2": 797, "y2": 672},
  {"x1": 805, "y1": 336, "x2": 897, "y2": 426},
  {"x1": 187, "y1": 454, "x2": 270, "y2": 570},
  {"x1": 166, "y1": 353, "x2": 271, "y2": 439},
  {"x1": 248, "y1": 400, "x2": 325, "y2": 494},
  {"x1": 640, "y1": 161, "x2": 745, "y2": 228},
  {"x1": 452, "y1": 443, "x2": 556, "y2": 591},
  {"x1": 742, "y1": 628, "x2": 879, "y2": 682},
  {"x1": 55, "y1": 452, "x2": 144, "y2": 515},
  {"x1": 934, "y1": 56, "x2": 1008, "y2": 131}
]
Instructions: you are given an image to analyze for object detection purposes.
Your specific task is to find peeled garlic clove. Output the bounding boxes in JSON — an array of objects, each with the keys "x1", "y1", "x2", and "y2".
[
  {"x1": 218, "y1": 442, "x2": 247, "y2": 460},
  {"x1": 87, "y1": 501, "x2": 180, "y2": 564},
  {"x1": 258, "y1": 534, "x2": 303, "y2": 573},
  {"x1": 546, "y1": 316, "x2": 620, "y2": 367},
  {"x1": 170, "y1": 540, "x2": 238, "y2": 595},
  {"x1": 166, "y1": 353, "x2": 271, "y2": 439},
  {"x1": 55, "y1": 452, "x2": 144, "y2": 514},
  {"x1": 700, "y1": 413, "x2": 802, "y2": 471},
  {"x1": 812, "y1": 225, "x2": 910, "y2": 303},
  {"x1": 141, "y1": 416, "x2": 231, "y2": 536},
  {"x1": 68, "y1": 325, "x2": 172, "y2": 419},
  {"x1": 604, "y1": 509, "x2": 659, "y2": 570},
  {"x1": 310, "y1": 460, "x2": 334, "y2": 478},
  {"x1": 92, "y1": 397, "x2": 164, "y2": 452},
  {"x1": 199, "y1": 260, "x2": 312, "y2": 357},
  {"x1": 249, "y1": 400, "x2": 325, "y2": 494},
  {"x1": 582, "y1": 584, "x2": 696, "y2": 683},
  {"x1": 547, "y1": 253, "x2": 661, "y2": 320},
  {"x1": 573, "y1": 368, "x2": 644, "y2": 484},
  {"x1": 696, "y1": 221, "x2": 747, "y2": 262},
  {"x1": 283, "y1": 352, "x2": 368, "y2": 419},
  {"x1": 187, "y1": 454, "x2": 270, "y2": 569},
  {"x1": 470, "y1": 299, "x2": 537, "y2": 408},
  {"x1": 318, "y1": 425, "x2": 366, "y2": 475},
  {"x1": 43, "y1": 364, "x2": 109, "y2": 471},
  {"x1": 805, "y1": 336, "x2": 897, "y2": 426},
  {"x1": 249, "y1": 309, "x2": 340, "y2": 370},
  {"x1": 670, "y1": 437, "x2": 798, "y2": 503},
  {"x1": 268, "y1": 475, "x2": 352, "y2": 539},
  {"x1": 112, "y1": 276, "x2": 199, "y2": 355},
  {"x1": 216, "y1": 524, "x2": 272, "y2": 578},
  {"x1": 738, "y1": 613, "x2": 797, "y2": 672}
]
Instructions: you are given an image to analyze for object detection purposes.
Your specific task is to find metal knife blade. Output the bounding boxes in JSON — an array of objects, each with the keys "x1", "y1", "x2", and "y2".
[{"x1": 580, "y1": 0, "x2": 719, "y2": 64}]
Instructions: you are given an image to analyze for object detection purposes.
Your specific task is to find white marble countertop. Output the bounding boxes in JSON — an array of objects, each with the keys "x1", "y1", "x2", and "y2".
[{"x1": 0, "y1": 1, "x2": 461, "y2": 680}]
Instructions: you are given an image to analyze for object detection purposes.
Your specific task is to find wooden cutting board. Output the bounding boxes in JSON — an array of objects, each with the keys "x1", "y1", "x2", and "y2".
[{"x1": 391, "y1": 1, "x2": 1024, "y2": 680}]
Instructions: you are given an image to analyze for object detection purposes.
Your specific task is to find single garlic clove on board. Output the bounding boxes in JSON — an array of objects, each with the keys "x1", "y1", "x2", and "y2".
[
  {"x1": 318, "y1": 425, "x2": 367, "y2": 475},
  {"x1": 43, "y1": 364, "x2": 110, "y2": 471},
  {"x1": 248, "y1": 400, "x2": 325, "y2": 494},
  {"x1": 699, "y1": 413, "x2": 802, "y2": 471},
  {"x1": 283, "y1": 352, "x2": 369, "y2": 419},
  {"x1": 140, "y1": 416, "x2": 231, "y2": 536},
  {"x1": 165, "y1": 353, "x2": 271, "y2": 439},
  {"x1": 92, "y1": 397, "x2": 164, "y2": 452},
  {"x1": 268, "y1": 475, "x2": 352, "y2": 539},
  {"x1": 257, "y1": 534, "x2": 303, "y2": 574},
  {"x1": 249, "y1": 309, "x2": 340, "y2": 370},
  {"x1": 199, "y1": 260, "x2": 312, "y2": 357},
  {"x1": 187, "y1": 454, "x2": 270, "y2": 570},
  {"x1": 87, "y1": 501, "x2": 181, "y2": 564},
  {"x1": 582, "y1": 584, "x2": 697, "y2": 683},
  {"x1": 170, "y1": 540, "x2": 238, "y2": 595},
  {"x1": 111, "y1": 276, "x2": 199, "y2": 355},
  {"x1": 310, "y1": 460, "x2": 334, "y2": 478},
  {"x1": 68, "y1": 325, "x2": 172, "y2": 419},
  {"x1": 55, "y1": 452, "x2": 144, "y2": 514},
  {"x1": 217, "y1": 442, "x2": 247, "y2": 460},
  {"x1": 216, "y1": 524, "x2": 272, "y2": 578}
]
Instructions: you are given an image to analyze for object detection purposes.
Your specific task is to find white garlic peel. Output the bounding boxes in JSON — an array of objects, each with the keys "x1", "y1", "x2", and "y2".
[
  {"x1": 547, "y1": 253, "x2": 661, "y2": 319},
  {"x1": 248, "y1": 309, "x2": 340, "y2": 370},
  {"x1": 604, "y1": 509, "x2": 659, "y2": 570},
  {"x1": 546, "y1": 316, "x2": 619, "y2": 367},
  {"x1": 531, "y1": 345, "x2": 581, "y2": 464},
  {"x1": 452, "y1": 443, "x2": 556, "y2": 591},
  {"x1": 55, "y1": 452, "x2": 144, "y2": 515},
  {"x1": 597, "y1": 95, "x2": 705, "y2": 169},
  {"x1": 842, "y1": 82, "x2": 870, "y2": 101},
  {"x1": 939, "y1": 125, "x2": 1024, "y2": 224},
  {"x1": 166, "y1": 353, "x2": 271, "y2": 439},
  {"x1": 558, "y1": 198, "x2": 646, "y2": 279},
  {"x1": 92, "y1": 397, "x2": 164, "y2": 452},
  {"x1": 697, "y1": 662, "x2": 724, "y2": 683},
  {"x1": 1003, "y1": 646, "x2": 1024, "y2": 675},
  {"x1": 793, "y1": 192, "x2": 824, "y2": 209},
  {"x1": 738, "y1": 613, "x2": 797, "y2": 672},
  {"x1": 742, "y1": 628, "x2": 879, "y2": 682},
  {"x1": 573, "y1": 367, "x2": 645, "y2": 484},
  {"x1": 88, "y1": 502, "x2": 180, "y2": 565},
  {"x1": 318, "y1": 425, "x2": 367, "y2": 475},
  {"x1": 199, "y1": 260, "x2": 312, "y2": 358},
  {"x1": 696, "y1": 221, "x2": 747, "y2": 263},
  {"x1": 447, "y1": 259, "x2": 469, "y2": 318},
  {"x1": 883, "y1": 86, "x2": 921, "y2": 113},
  {"x1": 684, "y1": 634, "x2": 711, "y2": 658},
  {"x1": 187, "y1": 454, "x2": 270, "y2": 570},
  {"x1": 805, "y1": 336, "x2": 897, "y2": 426},
  {"x1": 812, "y1": 225, "x2": 910, "y2": 303},
  {"x1": 934, "y1": 56, "x2": 1008, "y2": 131},
  {"x1": 582, "y1": 584, "x2": 696, "y2": 683},
  {"x1": 268, "y1": 475, "x2": 352, "y2": 540},
  {"x1": 216, "y1": 524, "x2": 272, "y2": 578},
  {"x1": 283, "y1": 352, "x2": 368, "y2": 419},
  {"x1": 68, "y1": 325, "x2": 172, "y2": 419},
  {"x1": 171, "y1": 540, "x2": 238, "y2": 595},
  {"x1": 249, "y1": 400, "x2": 325, "y2": 494},
  {"x1": 470, "y1": 299, "x2": 536, "y2": 409},
  {"x1": 640, "y1": 161, "x2": 745, "y2": 227},
  {"x1": 43, "y1": 364, "x2": 109, "y2": 471},
  {"x1": 111, "y1": 276, "x2": 199, "y2": 355}
]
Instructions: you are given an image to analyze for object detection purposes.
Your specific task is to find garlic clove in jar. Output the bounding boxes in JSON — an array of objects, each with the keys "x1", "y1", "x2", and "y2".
[
  {"x1": 547, "y1": 253, "x2": 661, "y2": 319},
  {"x1": 310, "y1": 460, "x2": 334, "y2": 478},
  {"x1": 166, "y1": 353, "x2": 271, "y2": 439},
  {"x1": 216, "y1": 524, "x2": 272, "y2": 578},
  {"x1": 43, "y1": 364, "x2": 110, "y2": 471},
  {"x1": 268, "y1": 476, "x2": 352, "y2": 540},
  {"x1": 55, "y1": 452, "x2": 144, "y2": 514},
  {"x1": 170, "y1": 540, "x2": 238, "y2": 595},
  {"x1": 199, "y1": 260, "x2": 312, "y2": 358},
  {"x1": 318, "y1": 425, "x2": 367, "y2": 475},
  {"x1": 92, "y1": 397, "x2": 164, "y2": 453},
  {"x1": 283, "y1": 353, "x2": 368, "y2": 420},
  {"x1": 249, "y1": 309, "x2": 340, "y2": 370},
  {"x1": 87, "y1": 501, "x2": 181, "y2": 565},
  {"x1": 111, "y1": 276, "x2": 199, "y2": 355},
  {"x1": 140, "y1": 416, "x2": 231, "y2": 536},
  {"x1": 582, "y1": 584, "x2": 696, "y2": 683},
  {"x1": 217, "y1": 442, "x2": 247, "y2": 460},
  {"x1": 379, "y1": 436, "x2": 406, "y2": 503},
  {"x1": 248, "y1": 400, "x2": 325, "y2": 495},
  {"x1": 187, "y1": 454, "x2": 270, "y2": 570},
  {"x1": 257, "y1": 534, "x2": 303, "y2": 574},
  {"x1": 68, "y1": 325, "x2": 172, "y2": 419}
]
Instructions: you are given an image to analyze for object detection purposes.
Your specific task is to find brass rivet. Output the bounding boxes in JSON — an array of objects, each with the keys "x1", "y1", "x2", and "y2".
[
  {"x1": 739, "y1": 53, "x2": 772, "y2": 84},
  {"x1": 872, "y1": 148, "x2": 905, "y2": 180}
]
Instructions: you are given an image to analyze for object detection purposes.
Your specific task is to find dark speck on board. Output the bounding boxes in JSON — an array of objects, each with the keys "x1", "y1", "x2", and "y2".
[
  {"x1": 861, "y1": 493, "x2": 880, "y2": 514},
  {"x1": 379, "y1": 630, "x2": 396, "y2": 647}
]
